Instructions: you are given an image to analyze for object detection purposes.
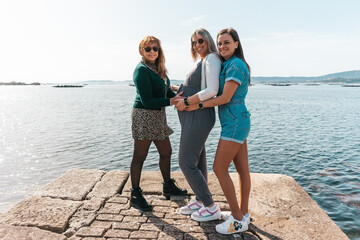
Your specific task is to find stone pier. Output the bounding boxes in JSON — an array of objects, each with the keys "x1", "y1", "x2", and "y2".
[{"x1": 0, "y1": 169, "x2": 349, "y2": 240}]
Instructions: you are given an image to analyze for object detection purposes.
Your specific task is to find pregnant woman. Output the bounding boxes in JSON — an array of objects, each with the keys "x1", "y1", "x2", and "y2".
[{"x1": 175, "y1": 28, "x2": 222, "y2": 222}]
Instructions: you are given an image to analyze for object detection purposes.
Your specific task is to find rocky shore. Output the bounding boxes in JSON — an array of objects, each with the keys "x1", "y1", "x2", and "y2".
[{"x1": 0, "y1": 169, "x2": 349, "y2": 239}]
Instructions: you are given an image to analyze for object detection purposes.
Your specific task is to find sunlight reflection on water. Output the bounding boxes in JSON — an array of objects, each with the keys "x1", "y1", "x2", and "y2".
[{"x1": 0, "y1": 84, "x2": 359, "y2": 239}]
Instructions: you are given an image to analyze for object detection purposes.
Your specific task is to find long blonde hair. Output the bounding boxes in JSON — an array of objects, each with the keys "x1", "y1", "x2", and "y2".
[
  {"x1": 139, "y1": 36, "x2": 167, "y2": 79},
  {"x1": 190, "y1": 28, "x2": 218, "y2": 61}
]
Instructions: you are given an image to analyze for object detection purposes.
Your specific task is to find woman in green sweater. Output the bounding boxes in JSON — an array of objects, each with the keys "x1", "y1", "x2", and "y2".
[{"x1": 130, "y1": 36, "x2": 187, "y2": 211}]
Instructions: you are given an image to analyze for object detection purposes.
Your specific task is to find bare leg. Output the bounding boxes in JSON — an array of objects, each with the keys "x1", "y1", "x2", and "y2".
[
  {"x1": 130, "y1": 139, "x2": 152, "y2": 188},
  {"x1": 238, "y1": 176, "x2": 242, "y2": 212},
  {"x1": 213, "y1": 139, "x2": 242, "y2": 220},
  {"x1": 232, "y1": 140, "x2": 250, "y2": 215},
  {"x1": 153, "y1": 137, "x2": 172, "y2": 182}
]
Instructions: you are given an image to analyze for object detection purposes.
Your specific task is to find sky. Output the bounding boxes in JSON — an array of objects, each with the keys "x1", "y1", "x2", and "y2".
[{"x1": 1, "y1": 0, "x2": 360, "y2": 83}]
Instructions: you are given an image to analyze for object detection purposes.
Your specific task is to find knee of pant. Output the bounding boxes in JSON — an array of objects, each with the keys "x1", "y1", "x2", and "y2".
[{"x1": 179, "y1": 159, "x2": 196, "y2": 172}]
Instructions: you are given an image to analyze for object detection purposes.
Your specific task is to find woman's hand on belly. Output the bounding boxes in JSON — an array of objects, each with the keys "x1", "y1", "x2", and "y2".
[
  {"x1": 175, "y1": 98, "x2": 187, "y2": 111},
  {"x1": 185, "y1": 104, "x2": 199, "y2": 112}
]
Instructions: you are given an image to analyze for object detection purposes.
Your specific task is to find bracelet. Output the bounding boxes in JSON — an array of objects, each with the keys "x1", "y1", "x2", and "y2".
[
  {"x1": 184, "y1": 97, "x2": 190, "y2": 106},
  {"x1": 198, "y1": 102, "x2": 203, "y2": 109}
]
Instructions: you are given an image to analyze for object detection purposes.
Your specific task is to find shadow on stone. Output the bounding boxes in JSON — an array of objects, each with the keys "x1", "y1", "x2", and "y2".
[
  {"x1": 144, "y1": 211, "x2": 208, "y2": 240},
  {"x1": 249, "y1": 223, "x2": 283, "y2": 240}
]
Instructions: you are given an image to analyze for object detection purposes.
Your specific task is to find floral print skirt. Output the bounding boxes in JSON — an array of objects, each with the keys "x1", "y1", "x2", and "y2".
[{"x1": 131, "y1": 108, "x2": 173, "y2": 140}]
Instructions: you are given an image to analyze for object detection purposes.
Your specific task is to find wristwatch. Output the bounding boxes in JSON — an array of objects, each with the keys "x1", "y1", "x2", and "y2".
[
  {"x1": 184, "y1": 97, "x2": 190, "y2": 106},
  {"x1": 198, "y1": 102, "x2": 203, "y2": 109}
]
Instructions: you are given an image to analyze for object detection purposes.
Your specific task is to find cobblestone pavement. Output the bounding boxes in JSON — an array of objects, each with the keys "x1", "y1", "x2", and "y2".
[
  {"x1": 69, "y1": 193, "x2": 259, "y2": 240},
  {"x1": 0, "y1": 170, "x2": 349, "y2": 240}
]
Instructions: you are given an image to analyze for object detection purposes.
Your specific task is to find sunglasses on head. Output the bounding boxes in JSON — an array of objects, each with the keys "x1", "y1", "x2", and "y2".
[
  {"x1": 144, "y1": 46, "x2": 159, "y2": 52},
  {"x1": 192, "y1": 38, "x2": 204, "y2": 45}
]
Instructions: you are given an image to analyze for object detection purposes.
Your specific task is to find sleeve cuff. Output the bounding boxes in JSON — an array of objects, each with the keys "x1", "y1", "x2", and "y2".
[{"x1": 225, "y1": 77, "x2": 242, "y2": 85}]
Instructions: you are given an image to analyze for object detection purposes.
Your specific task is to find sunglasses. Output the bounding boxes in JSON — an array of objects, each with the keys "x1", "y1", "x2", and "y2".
[
  {"x1": 192, "y1": 38, "x2": 204, "y2": 45},
  {"x1": 144, "y1": 46, "x2": 159, "y2": 52}
]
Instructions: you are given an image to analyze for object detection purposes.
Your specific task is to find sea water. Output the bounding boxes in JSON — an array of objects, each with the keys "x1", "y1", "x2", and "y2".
[{"x1": 0, "y1": 84, "x2": 359, "y2": 239}]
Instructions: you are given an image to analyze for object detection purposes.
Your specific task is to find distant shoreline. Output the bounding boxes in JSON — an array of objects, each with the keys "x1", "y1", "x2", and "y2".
[
  {"x1": 0, "y1": 81, "x2": 40, "y2": 86},
  {"x1": 2, "y1": 81, "x2": 360, "y2": 87},
  {"x1": 2, "y1": 69, "x2": 360, "y2": 87}
]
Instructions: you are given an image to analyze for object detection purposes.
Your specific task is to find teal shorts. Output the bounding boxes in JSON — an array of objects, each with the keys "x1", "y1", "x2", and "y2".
[{"x1": 218, "y1": 102, "x2": 251, "y2": 144}]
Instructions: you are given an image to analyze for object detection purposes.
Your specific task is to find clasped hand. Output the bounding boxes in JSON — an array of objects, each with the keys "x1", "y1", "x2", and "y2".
[
  {"x1": 174, "y1": 98, "x2": 198, "y2": 112},
  {"x1": 170, "y1": 91, "x2": 185, "y2": 106}
]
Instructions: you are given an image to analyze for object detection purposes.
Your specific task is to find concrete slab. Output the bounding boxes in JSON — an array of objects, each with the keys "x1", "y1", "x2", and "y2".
[
  {"x1": 0, "y1": 223, "x2": 67, "y2": 240},
  {"x1": 35, "y1": 169, "x2": 105, "y2": 201},
  {"x1": 86, "y1": 170, "x2": 129, "y2": 200},
  {"x1": 247, "y1": 173, "x2": 349, "y2": 240},
  {"x1": 0, "y1": 196, "x2": 82, "y2": 233}
]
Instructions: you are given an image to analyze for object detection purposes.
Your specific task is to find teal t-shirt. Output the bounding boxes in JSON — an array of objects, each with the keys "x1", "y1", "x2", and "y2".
[{"x1": 218, "y1": 56, "x2": 249, "y2": 103}]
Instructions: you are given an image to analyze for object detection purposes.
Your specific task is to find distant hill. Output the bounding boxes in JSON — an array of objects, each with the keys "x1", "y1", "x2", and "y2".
[
  {"x1": 252, "y1": 70, "x2": 360, "y2": 84},
  {"x1": 42, "y1": 70, "x2": 360, "y2": 85},
  {"x1": 319, "y1": 70, "x2": 360, "y2": 79}
]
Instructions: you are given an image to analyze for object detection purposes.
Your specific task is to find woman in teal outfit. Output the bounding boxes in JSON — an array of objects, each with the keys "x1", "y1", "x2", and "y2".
[
  {"x1": 185, "y1": 28, "x2": 251, "y2": 234},
  {"x1": 130, "y1": 36, "x2": 187, "y2": 212}
]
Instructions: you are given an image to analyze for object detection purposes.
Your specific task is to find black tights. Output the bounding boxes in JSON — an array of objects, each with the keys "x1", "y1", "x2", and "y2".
[{"x1": 130, "y1": 137, "x2": 172, "y2": 188}]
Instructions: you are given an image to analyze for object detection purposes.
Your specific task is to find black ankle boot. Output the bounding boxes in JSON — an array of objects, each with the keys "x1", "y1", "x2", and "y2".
[
  {"x1": 163, "y1": 178, "x2": 188, "y2": 200},
  {"x1": 130, "y1": 187, "x2": 152, "y2": 211}
]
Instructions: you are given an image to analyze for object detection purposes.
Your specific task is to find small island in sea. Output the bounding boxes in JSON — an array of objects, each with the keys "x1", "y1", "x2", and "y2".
[
  {"x1": 267, "y1": 83, "x2": 295, "y2": 86},
  {"x1": 53, "y1": 84, "x2": 84, "y2": 88},
  {"x1": 342, "y1": 84, "x2": 360, "y2": 87},
  {"x1": 0, "y1": 81, "x2": 41, "y2": 86}
]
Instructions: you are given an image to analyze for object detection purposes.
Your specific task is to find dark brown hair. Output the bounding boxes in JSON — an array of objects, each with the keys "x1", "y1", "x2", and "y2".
[{"x1": 217, "y1": 28, "x2": 251, "y2": 84}]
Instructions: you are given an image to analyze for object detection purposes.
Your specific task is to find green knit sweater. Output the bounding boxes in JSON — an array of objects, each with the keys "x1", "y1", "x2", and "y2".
[{"x1": 132, "y1": 62, "x2": 176, "y2": 110}]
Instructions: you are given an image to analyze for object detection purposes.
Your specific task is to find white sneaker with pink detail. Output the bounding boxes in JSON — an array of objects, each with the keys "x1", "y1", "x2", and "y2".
[
  {"x1": 180, "y1": 199, "x2": 203, "y2": 215},
  {"x1": 190, "y1": 203, "x2": 221, "y2": 222}
]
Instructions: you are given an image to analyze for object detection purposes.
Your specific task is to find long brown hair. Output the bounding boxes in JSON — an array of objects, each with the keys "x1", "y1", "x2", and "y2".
[
  {"x1": 217, "y1": 28, "x2": 251, "y2": 84},
  {"x1": 139, "y1": 36, "x2": 167, "y2": 79}
]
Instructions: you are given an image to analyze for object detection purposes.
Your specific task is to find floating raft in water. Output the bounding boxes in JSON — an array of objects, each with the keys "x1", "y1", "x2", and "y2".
[
  {"x1": 267, "y1": 83, "x2": 294, "y2": 86},
  {"x1": 342, "y1": 84, "x2": 360, "y2": 87},
  {"x1": 53, "y1": 85, "x2": 84, "y2": 88}
]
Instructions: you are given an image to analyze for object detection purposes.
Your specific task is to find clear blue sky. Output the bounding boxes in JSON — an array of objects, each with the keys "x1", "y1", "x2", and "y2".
[{"x1": 1, "y1": 0, "x2": 359, "y2": 83}]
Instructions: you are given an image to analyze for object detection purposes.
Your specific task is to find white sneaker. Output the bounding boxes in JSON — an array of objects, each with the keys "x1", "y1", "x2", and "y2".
[
  {"x1": 180, "y1": 199, "x2": 203, "y2": 215},
  {"x1": 216, "y1": 215, "x2": 248, "y2": 235},
  {"x1": 190, "y1": 203, "x2": 221, "y2": 222},
  {"x1": 221, "y1": 211, "x2": 251, "y2": 225}
]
